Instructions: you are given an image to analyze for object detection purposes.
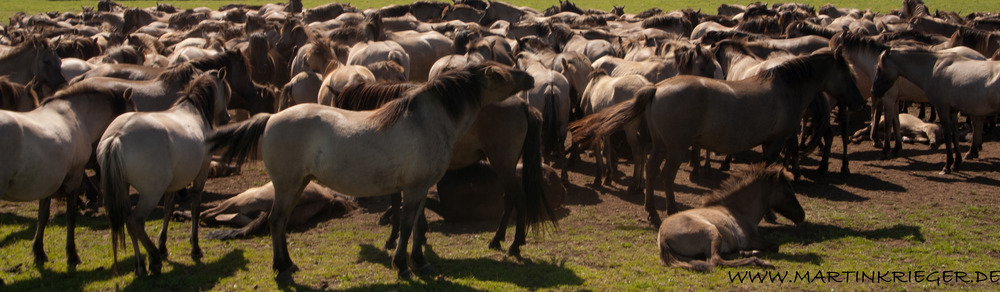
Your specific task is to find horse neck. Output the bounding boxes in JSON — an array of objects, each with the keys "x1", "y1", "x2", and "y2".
[
  {"x1": 842, "y1": 48, "x2": 880, "y2": 82},
  {"x1": 891, "y1": 51, "x2": 937, "y2": 87},
  {"x1": 412, "y1": 92, "x2": 483, "y2": 145},
  {"x1": 0, "y1": 48, "x2": 37, "y2": 83},
  {"x1": 718, "y1": 182, "x2": 772, "y2": 226}
]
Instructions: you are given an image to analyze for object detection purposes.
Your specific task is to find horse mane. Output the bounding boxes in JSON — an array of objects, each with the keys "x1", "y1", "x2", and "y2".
[
  {"x1": 334, "y1": 82, "x2": 417, "y2": 110},
  {"x1": 634, "y1": 8, "x2": 663, "y2": 19},
  {"x1": 879, "y1": 29, "x2": 942, "y2": 45},
  {"x1": 787, "y1": 20, "x2": 838, "y2": 38},
  {"x1": 547, "y1": 23, "x2": 575, "y2": 45},
  {"x1": 174, "y1": 73, "x2": 221, "y2": 126},
  {"x1": 713, "y1": 39, "x2": 762, "y2": 60},
  {"x1": 40, "y1": 82, "x2": 130, "y2": 114},
  {"x1": 641, "y1": 15, "x2": 692, "y2": 30},
  {"x1": 755, "y1": 52, "x2": 837, "y2": 87},
  {"x1": 187, "y1": 50, "x2": 234, "y2": 70},
  {"x1": 902, "y1": 0, "x2": 930, "y2": 20},
  {"x1": 834, "y1": 31, "x2": 887, "y2": 54},
  {"x1": 950, "y1": 28, "x2": 998, "y2": 53},
  {"x1": 587, "y1": 68, "x2": 608, "y2": 81},
  {"x1": 0, "y1": 77, "x2": 28, "y2": 110},
  {"x1": 0, "y1": 36, "x2": 45, "y2": 59},
  {"x1": 736, "y1": 17, "x2": 782, "y2": 35},
  {"x1": 368, "y1": 62, "x2": 505, "y2": 130},
  {"x1": 157, "y1": 62, "x2": 200, "y2": 84},
  {"x1": 573, "y1": 15, "x2": 608, "y2": 28},
  {"x1": 702, "y1": 163, "x2": 783, "y2": 207},
  {"x1": 700, "y1": 30, "x2": 767, "y2": 45}
]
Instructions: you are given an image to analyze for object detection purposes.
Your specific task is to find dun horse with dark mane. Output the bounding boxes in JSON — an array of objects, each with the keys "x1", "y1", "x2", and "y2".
[{"x1": 209, "y1": 63, "x2": 542, "y2": 279}]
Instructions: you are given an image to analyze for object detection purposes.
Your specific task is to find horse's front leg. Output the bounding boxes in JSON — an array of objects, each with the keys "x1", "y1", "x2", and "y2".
[
  {"x1": 624, "y1": 123, "x2": 645, "y2": 193},
  {"x1": 32, "y1": 197, "x2": 51, "y2": 265}
]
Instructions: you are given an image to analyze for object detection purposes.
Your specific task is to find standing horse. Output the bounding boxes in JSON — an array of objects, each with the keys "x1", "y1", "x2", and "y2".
[
  {"x1": 98, "y1": 70, "x2": 231, "y2": 275},
  {"x1": 0, "y1": 37, "x2": 67, "y2": 94},
  {"x1": 571, "y1": 52, "x2": 863, "y2": 226},
  {"x1": 0, "y1": 84, "x2": 134, "y2": 267},
  {"x1": 658, "y1": 163, "x2": 803, "y2": 271},
  {"x1": 872, "y1": 47, "x2": 1000, "y2": 174},
  {"x1": 209, "y1": 63, "x2": 541, "y2": 279}
]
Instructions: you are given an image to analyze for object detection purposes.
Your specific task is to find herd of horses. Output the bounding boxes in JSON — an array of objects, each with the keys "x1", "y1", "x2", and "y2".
[{"x1": 1, "y1": 0, "x2": 999, "y2": 282}]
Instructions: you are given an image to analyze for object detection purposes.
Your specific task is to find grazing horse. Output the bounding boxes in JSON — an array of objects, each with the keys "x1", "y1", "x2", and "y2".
[
  {"x1": 571, "y1": 52, "x2": 863, "y2": 226},
  {"x1": 98, "y1": 70, "x2": 231, "y2": 275},
  {"x1": 872, "y1": 47, "x2": 1000, "y2": 174},
  {"x1": 0, "y1": 84, "x2": 134, "y2": 267},
  {"x1": 209, "y1": 63, "x2": 542, "y2": 279},
  {"x1": 658, "y1": 163, "x2": 803, "y2": 271}
]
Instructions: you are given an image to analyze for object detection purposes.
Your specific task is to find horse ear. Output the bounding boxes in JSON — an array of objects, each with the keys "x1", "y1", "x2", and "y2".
[
  {"x1": 217, "y1": 67, "x2": 227, "y2": 79},
  {"x1": 778, "y1": 167, "x2": 794, "y2": 182}
]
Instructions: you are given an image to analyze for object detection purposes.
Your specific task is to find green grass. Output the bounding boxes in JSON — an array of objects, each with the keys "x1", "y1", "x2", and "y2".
[
  {"x1": 2, "y1": 0, "x2": 998, "y2": 21},
  {"x1": 2, "y1": 190, "x2": 999, "y2": 290}
]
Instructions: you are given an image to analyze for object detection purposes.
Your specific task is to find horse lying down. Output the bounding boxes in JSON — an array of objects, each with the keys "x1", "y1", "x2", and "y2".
[
  {"x1": 426, "y1": 162, "x2": 566, "y2": 222},
  {"x1": 658, "y1": 163, "x2": 804, "y2": 271},
  {"x1": 851, "y1": 113, "x2": 970, "y2": 148},
  {"x1": 174, "y1": 181, "x2": 358, "y2": 240}
]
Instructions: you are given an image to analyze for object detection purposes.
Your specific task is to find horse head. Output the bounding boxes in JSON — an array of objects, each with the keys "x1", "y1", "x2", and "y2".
[
  {"x1": 35, "y1": 39, "x2": 69, "y2": 92},
  {"x1": 768, "y1": 166, "x2": 804, "y2": 225},
  {"x1": 871, "y1": 49, "x2": 899, "y2": 100},
  {"x1": 475, "y1": 63, "x2": 533, "y2": 103}
]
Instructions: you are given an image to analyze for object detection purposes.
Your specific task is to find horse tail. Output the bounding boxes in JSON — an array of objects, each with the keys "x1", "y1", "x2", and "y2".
[
  {"x1": 98, "y1": 135, "x2": 129, "y2": 274},
  {"x1": 277, "y1": 82, "x2": 293, "y2": 111},
  {"x1": 658, "y1": 237, "x2": 712, "y2": 272},
  {"x1": 522, "y1": 104, "x2": 558, "y2": 229},
  {"x1": 542, "y1": 86, "x2": 560, "y2": 158},
  {"x1": 206, "y1": 212, "x2": 269, "y2": 240},
  {"x1": 208, "y1": 113, "x2": 271, "y2": 167},
  {"x1": 569, "y1": 85, "x2": 656, "y2": 149}
]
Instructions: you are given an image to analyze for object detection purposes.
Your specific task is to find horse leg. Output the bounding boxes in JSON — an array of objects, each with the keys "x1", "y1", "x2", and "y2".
[
  {"x1": 383, "y1": 193, "x2": 401, "y2": 250},
  {"x1": 871, "y1": 98, "x2": 884, "y2": 148},
  {"x1": 644, "y1": 145, "x2": 666, "y2": 227},
  {"x1": 269, "y1": 181, "x2": 307, "y2": 278},
  {"x1": 157, "y1": 191, "x2": 176, "y2": 258},
  {"x1": 689, "y1": 146, "x2": 703, "y2": 179},
  {"x1": 489, "y1": 195, "x2": 513, "y2": 251},
  {"x1": 838, "y1": 109, "x2": 851, "y2": 174},
  {"x1": 395, "y1": 189, "x2": 430, "y2": 278},
  {"x1": 130, "y1": 192, "x2": 164, "y2": 275},
  {"x1": 937, "y1": 108, "x2": 957, "y2": 174},
  {"x1": 497, "y1": 163, "x2": 528, "y2": 258},
  {"x1": 605, "y1": 141, "x2": 618, "y2": 186},
  {"x1": 720, "y1": 155, "x2": 732, "y2": 171},
  {"x1": 624, "y1": 123, "x2": 645, "y2": 193},
  {"x1": 706, "y1": 234, "x2": 773, "y2": 269},
  {"x1": 964, "y1": 116, "x2": 984, "y2": 160},
  {"x1": 65, "y1": 185, "x2": 81, "y2": 266},
  {"x1": 32, "y1": 197, "x2": 51, "y2": 265},
  {"x1": 592, "y1": 143, "x2": 605, "y2": 186},
  {"x1": 181, "y1": 188, "x2": 203, "y2": 260},
  {"x1": 948, "y1": 111, "x2": 962, "y2": 170}
]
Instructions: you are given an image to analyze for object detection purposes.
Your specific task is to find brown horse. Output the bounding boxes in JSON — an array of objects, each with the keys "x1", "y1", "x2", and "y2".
[
  {"x1": 0, "y1": 37, "x2": 67, "y2": 94},
  {"x1": 430, "y1": 162, "x2": 565, "y2": 222},
  {"x1": 658, "y1": 163, "x2": 803, "y2": 271},
  {"x1": 571, "y1": 52, "x2": 863, "y2": 226}
]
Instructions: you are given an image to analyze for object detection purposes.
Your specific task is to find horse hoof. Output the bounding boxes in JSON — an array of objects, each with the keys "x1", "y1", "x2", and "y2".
[
  {"x1": 383, "y1": 240, "x2": 397, "y2": 251},
  {"x1": 488, "y1": 240, "x2": 503, "y2": 251},
  {"x1": 939, "y1": 168, "x2": 951, "y2": 175},
  {"x1": 506, "y1": 247, "x2": 522, "y2": 258},
  {"x1": 416, "y1": 263, "x2": 435, "y2": 276},
  {"x1": 68, "y1": 254, "x2": 82, "y2": 266},
  {"x1": 647, "y1": 216, "x2": 662, "y2": 228},
  {"x1": 191, "y1": 249, "x2": 203, "y2": 260},
  {"x1": 398, "y1": 268, "x2": 414, "y2": 280},
  {"x1": 275, "y1": 270, "x2": 295, "y2": 283},
  {"x1": 841, "y1": 167, "x2": 851, "y2": 175},
  {"x1": 150, "y1": 263, "x2": 162, "y2": 275}
]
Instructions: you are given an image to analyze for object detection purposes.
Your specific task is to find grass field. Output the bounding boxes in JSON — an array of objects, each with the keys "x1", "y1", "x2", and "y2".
[
  {"x1": 2, "y1": 0, "x2": 1000, "y2": 291},
  {"x1": 1, "y1": 1, "x2": 998, "y2": 21}
]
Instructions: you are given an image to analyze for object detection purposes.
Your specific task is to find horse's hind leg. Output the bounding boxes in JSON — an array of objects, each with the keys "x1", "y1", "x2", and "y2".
[
  {"x1": 964, "y1": 116, "x2": 984, "y2": 160},
  {"x1": 32, "y1": 197, "x2": 51, "y2": 265},
  {"x1": 395, "y1": 189, "x2": 431, "y2": 278},
  {"x1": 157, "y1": 192, "x2": 176, "y2": 258},
  {"x1": 269, "y1": 181, "x2": 307, "y2": 278},
  {"x1": 489, "y1": 195, "x2": 513, "y2": 251},
  {"x1": 838, "y1": 109, "x2": 851, "y2": 174},
  {"x1": 130, "y1": 193, "x2": 164, "y2": 275},
  {"x1": 65, "y1": 186, "x2": 81, "y2": 266},
  {"x1": 383, "y1": 193, "x2": 401, "y2": 250},
  {"x1": 182, "y1": 188, "x2": 203, "y2": 260}
]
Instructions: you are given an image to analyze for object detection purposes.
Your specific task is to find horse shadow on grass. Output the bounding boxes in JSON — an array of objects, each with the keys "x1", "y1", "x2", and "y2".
[
  {"x1": 2, "y1": 249, "x2": 247, "y2": 291},
  {"x1": 757, "y1": 222, "x2": 925, "y2": 265},
  {"x1": 0, "y1": 206, "x2": 113, "y2": 250},
  {"x1": 354, "y1": 244, "x2": 583, "y2": 290}
]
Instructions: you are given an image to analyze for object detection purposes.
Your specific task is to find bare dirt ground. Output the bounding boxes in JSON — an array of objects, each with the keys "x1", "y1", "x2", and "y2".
[{"x1": 198, "y1": 116, "x2": 1000, "y2": 244}]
